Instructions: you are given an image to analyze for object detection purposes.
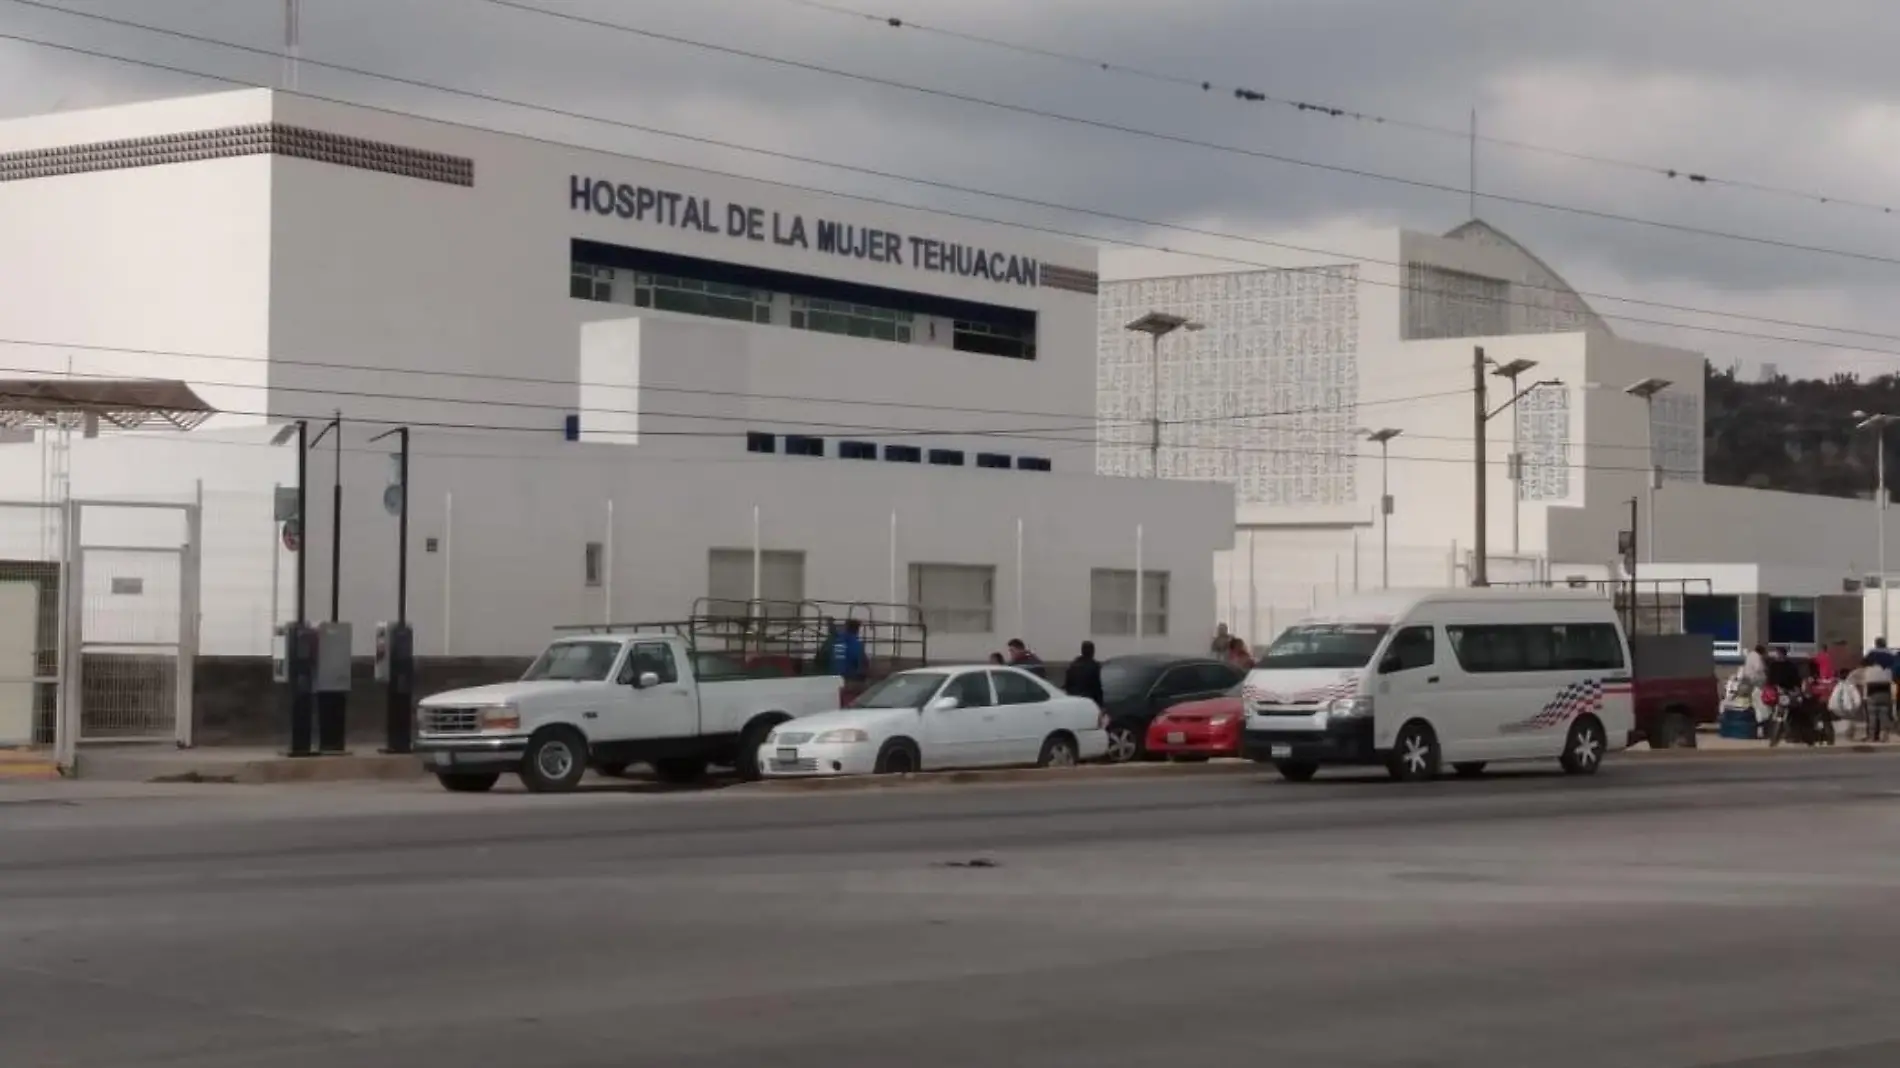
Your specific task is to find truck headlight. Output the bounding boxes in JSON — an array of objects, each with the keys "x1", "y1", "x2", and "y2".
[
  {"x1": 815, "y1": 728, "x2": 870, "y2": 744},
  {"x1": 480, "y1": 704, "x2": 521, "y2": 730},
  {"x1": 1327, "y1": 696, "x2": 1373, "y2": 719}
]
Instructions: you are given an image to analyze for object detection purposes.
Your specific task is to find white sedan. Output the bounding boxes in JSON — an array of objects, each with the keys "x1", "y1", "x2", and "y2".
[{"x1": 757, "y1": 665, "x2": 1109, "y2": 777}]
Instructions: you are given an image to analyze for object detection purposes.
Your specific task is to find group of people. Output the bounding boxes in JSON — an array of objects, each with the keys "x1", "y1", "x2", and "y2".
[
  {"x1": 1729, "y1": 638, "x2": 1896, "y2": 742},
  {"x1": 1208, "y1": 623, "x2": 1256, "y2": 672}
]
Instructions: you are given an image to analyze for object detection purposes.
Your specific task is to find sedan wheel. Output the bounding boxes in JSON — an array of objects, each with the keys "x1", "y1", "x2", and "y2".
[
  {"x1": 1104, "y1": 724, "x2": 1141, "y2": 764},
  {"x1": 1038, "y1": 734, "x2": 1079, "y2": 768}
]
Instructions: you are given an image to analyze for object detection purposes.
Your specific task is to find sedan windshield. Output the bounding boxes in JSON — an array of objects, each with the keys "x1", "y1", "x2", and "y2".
[
  {"x1": 1259, "y1": 624, "x2": 1391, "y2": 670},
  {"x1": 1100, "y1": 661, "x2": 1156, "y2": 702},
  {"x1": 851, "y1": 672, "x2": 948, "y2": 709},
  {"x1": 522, "y1": 641, "x2": 622, "y2": 682}
]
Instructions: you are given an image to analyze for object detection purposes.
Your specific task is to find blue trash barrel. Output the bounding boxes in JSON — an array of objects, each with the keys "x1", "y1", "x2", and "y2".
[{"x1": 1717, "y1": 707, "x2": 1757, "y2": 740}]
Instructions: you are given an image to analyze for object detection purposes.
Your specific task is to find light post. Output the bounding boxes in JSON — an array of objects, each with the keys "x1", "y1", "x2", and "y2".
[
  {"x1": 1470, "y1": 346, "x2": 1563, "y2": 586},
  {"x1": 369, "y1": 426, "x2": 414, "y2": 754},
  {"x1": 269, "y1": 419, "x2": 314, "y2": 757},
  {"x1": 1123, "y1": 312, "x2": 1204, "y2": 478},
  {"x1": 1363, "y1": 428, "x2": 1402, "y2": 589},
  {"x1": 1857, "y1": 410, "x2": 1897, "y2": 642},
  {"x1": 1491, "y1": 358, "x2": 1538, "y2": 555},
  {"x1": 1624, "y1": 378, "x2": 1672, "y2": 565}
]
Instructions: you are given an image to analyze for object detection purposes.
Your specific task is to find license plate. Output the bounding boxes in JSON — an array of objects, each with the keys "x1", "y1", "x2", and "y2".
[
  {"x1": 776, "y1": 747, "x2": 798, "y2": 762},
  {"x1": 1167, "y1": 731, "x2": 1186, "y2": 744},
  {"x1": 1270, "y1": 745, "x2": 1291, "y2": 759}
]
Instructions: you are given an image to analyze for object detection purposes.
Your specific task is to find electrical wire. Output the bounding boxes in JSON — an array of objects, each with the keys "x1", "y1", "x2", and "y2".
[
  {"x1": 471, "y1": 0, "x2": 1900, "y2": 268},
  {"x1": 776, "y1": 0, "x2": 1900, "y2": 220},
  {"x1": 7, "y1": 11, "x2": 1900, "y2": 363}
]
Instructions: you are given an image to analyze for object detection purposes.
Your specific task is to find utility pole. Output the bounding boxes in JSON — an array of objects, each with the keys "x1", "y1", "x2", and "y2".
[
  {"x1": 329, "y1": 409, "x2": 342, "y2": 621},
  {"x1": 370, "y1": 426, "x2": 414, "y2": 754},
  {"x1": 1471, "y1": 346, "x2": 1488, "y2": 587}
]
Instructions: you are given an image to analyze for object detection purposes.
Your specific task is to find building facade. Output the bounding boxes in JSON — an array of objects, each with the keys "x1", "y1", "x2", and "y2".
[
  {"x1": 0, "y1": 89, "x2": 1234, "y2": 673},
  {"x1": 1100, "y1": 224, "x2": 1874, "y2": 657}
]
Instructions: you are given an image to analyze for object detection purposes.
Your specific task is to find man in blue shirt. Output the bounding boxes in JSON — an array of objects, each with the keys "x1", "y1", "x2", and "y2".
[
  {"x1": 1868, "y1": 637, "x2": 1895, "y2": 672},
  {"x1": 827, "y1": 619, "x2": 867, "y2": 681}
]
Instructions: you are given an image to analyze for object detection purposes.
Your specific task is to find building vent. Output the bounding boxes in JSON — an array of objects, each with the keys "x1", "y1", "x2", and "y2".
[{"x1": 0, "y1": 123, "x2": 475, "y2": 187}]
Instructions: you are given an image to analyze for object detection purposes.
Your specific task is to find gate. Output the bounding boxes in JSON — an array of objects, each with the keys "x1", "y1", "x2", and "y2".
[
  {"x1": 59, "y1": 499, "x2": 201, "y2": 755},
  {"x1": 0, "y1": 500, "x2": 64, "y2": 751}
]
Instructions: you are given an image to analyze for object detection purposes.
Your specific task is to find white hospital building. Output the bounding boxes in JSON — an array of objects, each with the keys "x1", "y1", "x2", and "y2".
[
  {"x1": 1097, "y1": 226, "x2": 1885, "y2": 657},
  {"x1": 0, "y1": 86, "x2": 1235, "y2": 748}
]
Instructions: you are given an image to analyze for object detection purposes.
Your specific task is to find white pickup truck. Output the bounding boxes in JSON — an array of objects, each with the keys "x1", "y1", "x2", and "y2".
[{"x1": 413, "y1": 632, "x2": 845, "y2": 793}]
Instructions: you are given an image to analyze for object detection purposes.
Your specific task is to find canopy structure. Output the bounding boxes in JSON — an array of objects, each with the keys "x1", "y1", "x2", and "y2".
[{"x1": 0, "y1": 378, "x2": 215, "y2": 433}]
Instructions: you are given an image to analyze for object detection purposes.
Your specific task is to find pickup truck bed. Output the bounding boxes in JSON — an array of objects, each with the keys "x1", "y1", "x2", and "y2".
[{"x1": 1631, "y1": 633, "x2": 1720, "y2": 749}]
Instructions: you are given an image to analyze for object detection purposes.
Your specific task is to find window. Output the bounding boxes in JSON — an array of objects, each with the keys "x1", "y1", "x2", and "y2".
[
  {"x1": 1261, "y1": 624, "x2": 1390, "y2": 669},
  {"x1": 621, "y1": 641, "x2": 679, "y2": 685},
  {"x1": 1380, "y1": 626, "x2": 1435, "y2": 673},
  {"x1": 570, "y1": 262, "x2": 614, "y2": 301},
  {"x1": 941, "y1": 671, "x2": 994, "y2": 708},
  {"x1": 928, "y1": 449, "x2": 965, "y2": 466},
  {"x1": 707, "y1": 549, "x2": 806, "y2": 614},
  {"x1": 790, "y1": 296, "x2": 914, "y2": 343},
  {"x1": 953, "y1": 319, "x2": 1036, "y2": 360},
  {"x1": 839, "y1": 440, "x2": 877, "y2": 461},
  {"x1": 1444, "y1": 623, "x2": 1625, "y2": 674},
  {"x1": 526, "y1": 640, "x2": 621, "y2": 682},
  {"x1": 1089, "y1": 568, "x2": 1169, "y2": 636},
  {"x1": 990, "y1": 670, "x2": 1049, "y2": 705},
  {"x1": 976, "y1": 453, "x2": 1011, "y2": 470},
  {"x1": 1016, "y1": 456, "x2": 1052, "y2": 472},
  {"x1": 746, "y1": 432, "x2": 777, "y2": 455},
  {"x1": 1190, "y1": 662, "x2": 1242, "y2": 692},
  {"x1": 1767, "y1": 597, "x2": 1816, "y2": 646},
  {"x1": 785, "y1": 435, "x2": 825, "y2": 457},
  {"x1": 583, "y1": 542, "x2": 604, "y2": 588},
  {"x1": 884, "y1": 444, "x2": 922, "y2": 464},
  {"x1": 909, "y1": 563, "x2": 995, "y2": 634},
  {"x1": 633, "y1": 272, "x2": 773, "y2": 324}
]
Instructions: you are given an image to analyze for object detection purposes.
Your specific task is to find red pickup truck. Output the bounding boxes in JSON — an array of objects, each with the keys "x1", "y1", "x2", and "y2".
[{"x1": 1629, "y1": 632, "x2": 1720, "y2": 749}]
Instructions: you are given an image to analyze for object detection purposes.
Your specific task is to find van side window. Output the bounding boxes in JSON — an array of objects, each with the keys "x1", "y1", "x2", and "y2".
[
  {"x1": 1381, "y1": 626, "x2": 1435, "y2": 673},
  {"x1": 1447, "y1": 623, "x2": 1624, "y2": 674}
]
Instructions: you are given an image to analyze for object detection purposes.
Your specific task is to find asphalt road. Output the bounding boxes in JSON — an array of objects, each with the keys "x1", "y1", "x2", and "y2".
[{"x1": 7, "y1": 756, "x2": 1900, "y2": 1067}]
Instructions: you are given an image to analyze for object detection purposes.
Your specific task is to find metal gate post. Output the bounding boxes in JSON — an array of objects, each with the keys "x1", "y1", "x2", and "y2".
[
  {"x1": 175, "y1": 490, "x2": 202, "y2": 748},
  {"x1": 55, "y1": 501, "x2": 83, "y2": 770}
]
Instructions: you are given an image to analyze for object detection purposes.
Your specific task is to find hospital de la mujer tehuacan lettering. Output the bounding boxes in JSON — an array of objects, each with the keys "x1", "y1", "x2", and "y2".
[{"x1": 570, "y1": 175, "x2": 1041, "y2": 288}]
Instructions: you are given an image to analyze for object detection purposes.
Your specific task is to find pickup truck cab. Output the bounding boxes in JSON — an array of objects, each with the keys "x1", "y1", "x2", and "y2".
[{"x1": 415, "y1": 633, "x2": 845, "y2": 793}]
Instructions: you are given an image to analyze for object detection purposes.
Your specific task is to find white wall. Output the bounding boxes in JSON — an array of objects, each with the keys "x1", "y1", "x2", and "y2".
[{"x1": 0, "y1": 92, "x2": 274, "y2": 427}]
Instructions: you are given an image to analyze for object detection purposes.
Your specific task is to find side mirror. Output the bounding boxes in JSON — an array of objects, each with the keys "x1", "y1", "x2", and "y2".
[
  {"x1": 637, "y1": 671, "x2": 660, "y2": 689},
  {"x1": 928, "y1": 696, "x2": 960, "y2": 713}
]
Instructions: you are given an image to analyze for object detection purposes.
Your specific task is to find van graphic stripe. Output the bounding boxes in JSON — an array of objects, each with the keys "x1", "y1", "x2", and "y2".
[{"x1": 1500, "y1": 679, "x2": 1608, "y2": 734}]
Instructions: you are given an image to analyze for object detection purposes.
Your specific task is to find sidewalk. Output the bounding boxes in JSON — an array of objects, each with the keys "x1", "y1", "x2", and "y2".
[{"x1": 74, "y1": 745, "x2": 424, "y2": 785}]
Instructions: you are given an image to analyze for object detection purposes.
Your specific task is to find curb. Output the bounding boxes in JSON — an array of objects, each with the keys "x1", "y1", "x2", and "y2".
[
  {"x1": 1627, "y1": 743, "x2": 1900, "y2": 761},
  {"x1": 738, "y1": 760, "x2": 1261, "y2": 793},
  {"x1": 130, "y1": 754, "x2": 424, "y2": 786}
]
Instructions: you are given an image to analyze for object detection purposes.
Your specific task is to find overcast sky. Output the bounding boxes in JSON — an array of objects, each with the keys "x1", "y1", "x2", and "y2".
[{"x1": 5, "y1": 0, "x2": 1899, "y2": 379}]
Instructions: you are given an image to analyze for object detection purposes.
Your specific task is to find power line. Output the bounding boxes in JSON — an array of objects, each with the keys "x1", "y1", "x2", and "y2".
[
  {"x1": 9, "y1": 12, "x2": 1900, "y2": 361},
  {"x1": 777, "y1": 0, "x2": 1900, "y2": 220},
  {"x1": 0, "y1": 352, "x2": 1472, "y2": 438},
  {"x1": 472, "y1": 0, "x2": 1900, "y2": 269}
]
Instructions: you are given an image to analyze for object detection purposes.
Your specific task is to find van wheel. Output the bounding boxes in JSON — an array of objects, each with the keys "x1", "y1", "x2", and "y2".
[
  {"x1": 435, "y1": 771, "x2": 500, "y2": 793},
  {"x1": 1387, "y1": 722, "x2": 1441, "y2": 782},
  {"x1": 1275, "y1": 761, "x2": 1318, "y2": 783},
  {"x1": 1452, "y1": 762, "x2": 1487, "y2": 778},
  {"x1": 1560, "y1": 716, "x2": 1607, "y2": 775},
  {"x1": 520, "y1": 728, "x2": 589, "y2": 793}
]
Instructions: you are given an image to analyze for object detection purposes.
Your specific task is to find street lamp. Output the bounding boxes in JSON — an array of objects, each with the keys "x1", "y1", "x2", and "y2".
[
  {"x1": 1470, "y1": 346, "x2": 1563, "y2": 586},
  {"x1": 1625, "y1": 377, "x2": 1672, "y2": 565},
  {"x1": 1857, "y1": 410, "x2": 1897, "y2": 643},
  {"x1": 369, "y1": 425, "x2": 414, "y2": 754},
  {"x1": 1362, "y1": 428, "x2": 1402, "y2": 589},
  {"x1": 1490, "y1": 358, "x2": 1538, "y2": 555},
  {"x1": 1123, "y1": 312, "x2": 1204, "y2": 478},
  {"x1": 268, "y1": 420, "x2": 308, "y2": 627}
]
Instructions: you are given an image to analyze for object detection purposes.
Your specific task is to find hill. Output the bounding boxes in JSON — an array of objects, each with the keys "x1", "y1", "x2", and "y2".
[{"x1": 1704, "y1": 364, "x2": 1900, "y2": 499}]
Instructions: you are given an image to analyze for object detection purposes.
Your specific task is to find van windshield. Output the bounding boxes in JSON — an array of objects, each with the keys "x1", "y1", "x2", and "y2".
[{"x1": 1260, "y1": 624, "x2": 1391, "y2": 669}]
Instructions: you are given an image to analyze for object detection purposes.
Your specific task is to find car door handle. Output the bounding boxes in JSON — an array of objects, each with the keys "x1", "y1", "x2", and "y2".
[{"x1": 1427, "y1": 676, "x2": 1440, "y2": 684}]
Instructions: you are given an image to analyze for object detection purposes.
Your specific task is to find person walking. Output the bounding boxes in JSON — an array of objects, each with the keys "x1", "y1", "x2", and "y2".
[
  {"x1": 1210, "y1": 623, "x2": 1232, "y2": 657},
  {"x1": 1861, "y1": 654, "x2": 1894, "y2": 742},
  {"x1": 826, "y1": 618, "x2": 867, "y2": 682},
  {"x1": 1225, "y1": 636, "x2": 1255, "y2": 672},
  {"x1": 1063, "y1": 640, "x2": 1105, "y2": 708},
  {"x1": 1005, "y1": 638, "x2": 1044, "y2": 676}
]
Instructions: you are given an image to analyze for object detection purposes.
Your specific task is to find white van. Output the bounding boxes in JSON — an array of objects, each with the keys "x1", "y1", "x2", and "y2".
[{"x1": 1240, "y1": 589, "x2": 1635, "y2": 782}]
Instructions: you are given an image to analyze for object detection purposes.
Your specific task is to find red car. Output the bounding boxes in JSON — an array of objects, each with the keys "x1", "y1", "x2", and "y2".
[{"x1": 1145, "y1": 685, "x2": 1244, "y2": 760}]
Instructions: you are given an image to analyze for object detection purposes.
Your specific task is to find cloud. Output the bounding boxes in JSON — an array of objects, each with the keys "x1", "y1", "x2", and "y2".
[{"x1": 6, "y1": 0, "x2": 1900, "y2": 378}]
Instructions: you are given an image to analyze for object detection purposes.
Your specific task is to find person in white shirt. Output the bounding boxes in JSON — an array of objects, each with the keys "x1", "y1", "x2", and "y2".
[{"x1": 1859, "y1": 656, "x2": 1893, "y2": 742}]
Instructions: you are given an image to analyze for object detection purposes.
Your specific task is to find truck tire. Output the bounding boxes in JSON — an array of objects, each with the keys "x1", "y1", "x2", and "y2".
[
  {"x1": 520, "y1": 728, "x2": 589, "y2": 793},
  {"x1": 652, "y1": 757, "x2": 708, "y2": 784},
  {"x1": 733, "y1": 717, "x2": 783, "y2": 783},
  {"x1": 435, "y1": 771, "x2": 500, "y2": 793},
  {"x1": 1650, "y1": 710, "x2": 1697, "y2": 750}
]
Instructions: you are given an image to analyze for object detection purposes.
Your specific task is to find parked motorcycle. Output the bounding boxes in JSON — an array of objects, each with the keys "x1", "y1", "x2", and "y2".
[{"x1": 1763, "y1": 682, "x2": 1833, "y2": 748}]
